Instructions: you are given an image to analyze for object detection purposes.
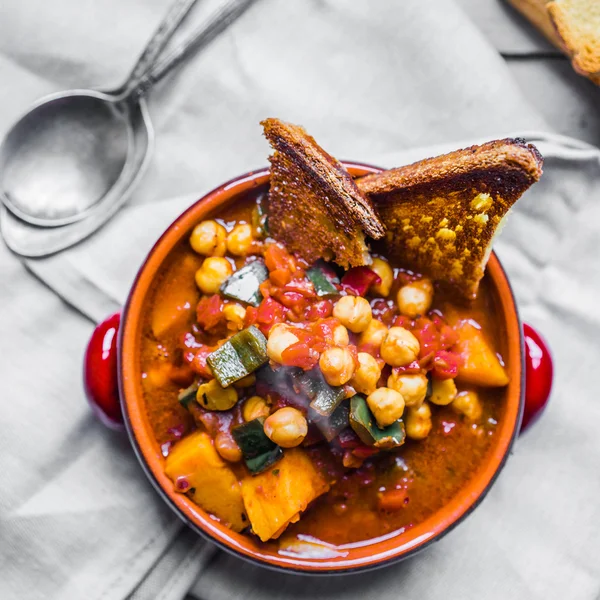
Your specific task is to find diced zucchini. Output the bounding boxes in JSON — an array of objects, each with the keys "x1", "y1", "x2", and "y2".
[
  {"x1": 293, "y1": 369, "x2": 344, "y2": 416},
  {"x1": 207, "y1": 326, "x2": 268, "y2": 387},
  {"x1": 245, "y1": 446, "x2": 283, "y2": 473},
  {"x1": 306, "y1": 264, "x2": 339, "y2": 297},
  {"x1": 178, "y1": 381, "x2": 199, "y2": 408},
  {"x1": 220, "y1": 261, "x2": 268, "y2": 307},
  {"x1": 349, "y1": 395, "x2": 406, "y2": 449},
  {"x1": 232, "y1": 417, "x2": 283, "y2": 474},
  {"x1": 310, "y1": 401, "x2": 350, "y2": 442}
]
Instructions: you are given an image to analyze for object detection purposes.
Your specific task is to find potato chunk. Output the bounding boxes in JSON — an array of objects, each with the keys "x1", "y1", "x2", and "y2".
[
  {"x1": 454, "y1": 321, "x2": 509, "y2": 387},
  {"x1": 165, "y1": 431, "x2": 246, "y2": 532},
  {"x1": 241, "y1": 449, "x2": 329, "y2": 542}
]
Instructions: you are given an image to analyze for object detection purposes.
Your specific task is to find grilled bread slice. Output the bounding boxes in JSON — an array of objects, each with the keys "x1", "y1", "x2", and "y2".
[
  {"x1": 356, "y1": 139, "x2": 543, "y2": 301},
  {"x1": 262, "y1": 118, "x2": 385, "y2": 268},
  {"x1": 508, "y1": 0, "x2": 600, "y2": 84}
]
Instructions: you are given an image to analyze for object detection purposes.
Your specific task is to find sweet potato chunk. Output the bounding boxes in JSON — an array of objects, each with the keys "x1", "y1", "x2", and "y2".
[
  {"x1": 241, "y1": 448, "x2": 330, "y2": 542},
  {"x1": 454, "y1": 320, "x2": 509, "y2": 387},
  {"x1": 165, "y1": 431, "x2": 246, "y2": 532}
]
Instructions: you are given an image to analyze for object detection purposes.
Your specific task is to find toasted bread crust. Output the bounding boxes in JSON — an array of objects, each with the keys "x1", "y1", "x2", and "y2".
[
  {"x1": 548, "y1": 0, "x2": 600, "y2": 80},
  {"x1": 357, "y1": 139, "x2": 543, "y2": 300},
  {"x1": 262, "y1": 118, "x2": 384, "y2": 268},
  {"x1": 508, "y1": 0, "x2": 600, "y2": 84}
]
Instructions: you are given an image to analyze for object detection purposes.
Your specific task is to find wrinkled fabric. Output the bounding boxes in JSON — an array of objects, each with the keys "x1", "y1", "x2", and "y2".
[{"x1": 0, "y1": 1, "x2": 598, "y2": 599}]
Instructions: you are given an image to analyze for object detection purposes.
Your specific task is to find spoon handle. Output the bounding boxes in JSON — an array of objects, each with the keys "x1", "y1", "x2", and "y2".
[
  {"x1": 130, "y1": 0, "x2": 257, "y2": 99},
  {"x1": 122, "y1": 0, "x2": 199, "y2": 96}
]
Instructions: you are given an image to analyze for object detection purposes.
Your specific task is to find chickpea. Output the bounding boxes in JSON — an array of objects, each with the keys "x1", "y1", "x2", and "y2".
[
  {"x1": 195, "y1": 257, "x2": 233, "y2": 294},
  {"x1": 332, "y1": 323, "x2": 350, "y2": 346},
  {"x1": 387, "y1": 372, "x2": 428, "y2": 408},
  {"x1": 367, "y1": 387, "x2": 405, "y2": 428},
  {"x1": 196, "y1": 379, "x2": 238, "y2": 411},
  {"x1": 370, "y1": 257, "x2": 394, "y2": 296},
  {"x1": 333, "y1": 295, "x2": 372, "y2": 333},
  {"x1": 429, "y1": 377, "x2": 457, "y2": 406},
  {"x1": 351, "y1": 352, "x2": 382, "y2": 395},
  {"x1": 226, "y1": 223, "x2": 254, "y2": 256},
  {"x1": 319, "y1": 346, "x2": 355, "y2": 386},
  {"x1": 397, "y1": 279, "x2": 434, "y2": 318},
  {"x1": 223, "y1": 303, "x2": 246, "y2": 331},
  {"x1": 358, "y1": 319, "x2": 388, "y2": 350},
  {"x1": 189, "y1": 220, "x2": 226, "y2": 257},
  {"x1": 264, "y1": 407, "x2": 308, "y2": 448},
  {"x1": 243, "y1": 395, "x2": 270, "y2": 421},
  {"x1": 405, "y1": 402, "x2": 433, "y2": 440},
  {"x1": 267, "y1": 324, "x2": 299, "y2": 364},
  {"x1": 214, "y1": 431, "x2": 242, "y2": 462},
  {"x1": 380, "y1": 327, "x2": 420, "y2": 367},
  {"x1": 452, "y1": 391, "x2": 483, "y2": 421}
]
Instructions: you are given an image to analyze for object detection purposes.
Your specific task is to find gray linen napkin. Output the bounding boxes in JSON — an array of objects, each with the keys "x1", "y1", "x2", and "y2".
[{"x1": 1, "y1": 1, "x2": 598, "y2": 599}]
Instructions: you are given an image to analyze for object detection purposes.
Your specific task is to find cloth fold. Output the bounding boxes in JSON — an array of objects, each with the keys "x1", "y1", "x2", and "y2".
[{"x1": 1, "y1": 1, "x2": 598, "y2": 599}]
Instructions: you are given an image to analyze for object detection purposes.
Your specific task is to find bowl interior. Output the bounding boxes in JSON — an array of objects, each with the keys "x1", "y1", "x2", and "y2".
[{"x1": 119, "y1": 164, "x2": 524, "y2": 573}]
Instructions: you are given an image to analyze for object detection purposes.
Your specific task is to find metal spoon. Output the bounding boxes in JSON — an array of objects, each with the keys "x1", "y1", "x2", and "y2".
[{"x1": 0, "y1": 0, "x2": 255, "y2": 232}]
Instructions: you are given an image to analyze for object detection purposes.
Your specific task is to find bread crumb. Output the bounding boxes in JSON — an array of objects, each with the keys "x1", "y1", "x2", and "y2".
[
  {"x1": 436, "y1": 227, "x2": 456, "y2": 241},
  {"x1": 439, "y1": 217, "x2": 449, "y2": 227},
  {"x1": 470, "y1": 193, "x2": 493, "y2": 212},
  {"x1": 473, "y1": 213, "x2": 489, "y2": 226}
]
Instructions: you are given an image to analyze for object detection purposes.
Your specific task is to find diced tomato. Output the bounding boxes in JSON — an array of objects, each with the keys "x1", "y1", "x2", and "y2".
[
  {"x1": 378, "y1": 488, "x2": 409, "y2": 511},
  {"x1": 412, "y1": 317, "x2": 441, "y2": 358},
  {"x1": 352, "y1": 445, "x2": 380, "y2": 459},
  {"x1": 371, "y1": 299, "x2": 397, "y2": 325},
  {"x1": 431, "y1": 350, "x2": 459, "y2": 379},
  {"x1": 186, "y1": 345, "x2": 214, "y2": 378},
  {"x1": 394, "y1": 315, "x2": 413, "y2": 330},
  {"x1": 391, "y1": 362, "x2": 424, "y2": 376},
  {"x1": 283, "y1": 278, "x2": 317, "y2": 298},
  {"x1": 244, "y1": 306, "x2": 258, "y2": 327},
  {"x1": 249, "y1": 297, "x2": 286, "y2": 335},
  {"x1": 269, "y1": 268, "x2": 292, "y2": 287},
  {"x1": 304, "y1": 299, "x2": 333, "y2": 321},
  {"x1": 341, "y1": 267, "x2": 381, "y2": 296},
  {"x1": 196, "y1": 295, "x2": 224, "y2": 331},
  {"x1": 281, "y1": 342, "x2": 320, "y2": 370},
  {"x1": 264, "y1": 243, "x2": 296, "y2": 273}
]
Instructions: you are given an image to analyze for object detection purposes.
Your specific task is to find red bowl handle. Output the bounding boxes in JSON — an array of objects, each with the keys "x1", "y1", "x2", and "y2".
[
  {"x1": 520, "y1": 323, "x2": 553, "y2": 433},
  {"x1": 83, "y1": 312, "x2": 124, "y2": 430}
]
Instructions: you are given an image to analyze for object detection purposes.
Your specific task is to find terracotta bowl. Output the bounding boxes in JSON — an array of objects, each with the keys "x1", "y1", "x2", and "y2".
[{"x1": 118, "y1": 163, "x2": 524, "y2": 574}]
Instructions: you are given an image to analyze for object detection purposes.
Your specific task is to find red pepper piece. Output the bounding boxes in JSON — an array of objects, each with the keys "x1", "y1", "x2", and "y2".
[
  {"x1": 304, "y1": 299, "x2": 333, "y2": 321},
  {"x1": 281, "y1": 342, "x2": 320, "y2": 370},
  {"x1": 341, "y1": 267, "x2": 381, "y2": 296},
  {"x1": 196, "y1": 295, "x2": 224, "y2": 331},
  {"x1": 431, "y1": 350, "x2": 459, "y2": 380}
]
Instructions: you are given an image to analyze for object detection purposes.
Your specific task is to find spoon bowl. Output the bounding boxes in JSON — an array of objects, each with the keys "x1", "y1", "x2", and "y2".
[
  {"x1": 0, "y1": 0, "x2": 257, "y2": 250},
  {"x1": 0, "y1": 91, "x2": 134, "y2": 227}
]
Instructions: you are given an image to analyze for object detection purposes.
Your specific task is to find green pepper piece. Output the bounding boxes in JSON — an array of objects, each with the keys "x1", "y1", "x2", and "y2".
[
  {"x1": 310, "y1": 401, "x2": 350, "y2": 442},
  {"x1": 207, "y1": 326, "x2": 268, "y2": 387},
  {"x1": 245, "y1": 446, "x2": 283, "y2": 474},
  {"x1": 178, "y1": 381, "x2": 199, "y2": 409},
  {"x1": 220, "y1": 261, "x2": 268, "y2": 307},
  {"x1": 293, "y1": 369, "x2": 345, "y2": 416},
  {"x1": 349, "y1": 395, "x2": 406, "y2": 449},
  {"x1": 232, "y1": 417, "x2": 284, "y2": 474},
  {"x1": 306, "y1": 265, "x2": 339, "y2": 297}
]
